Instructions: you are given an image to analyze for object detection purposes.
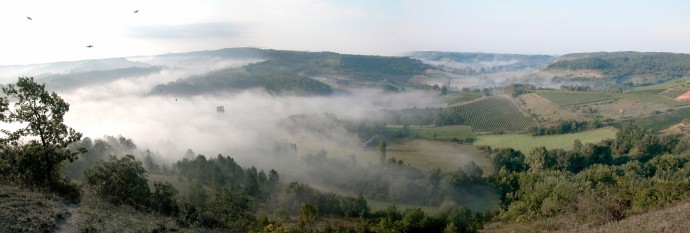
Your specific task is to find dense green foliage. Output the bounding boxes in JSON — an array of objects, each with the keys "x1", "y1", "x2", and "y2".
[
  {"x1": 528, "y1": 119, "x2": 602, "y2": 136},
  {"x1": 83, "y1": 155, "x2": 151, "y2": 209},
  {"x1": 489, "y1": 123, "x2": 690, "y2": 225},
  {"x1": 64, "y1": 136, "x2": 141, "y2": 179},
  {"x1": 0, "y1": 77, "x2": 84, "y2": 188}
]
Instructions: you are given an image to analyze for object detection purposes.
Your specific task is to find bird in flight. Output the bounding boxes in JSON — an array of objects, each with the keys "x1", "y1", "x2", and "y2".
[
  {"x1": 133, "y1": 10, "x2": 139, "y2": 13},
  {"x1": 86, "y1": 45, "x2": 93, "y2": 48},
  {"x1": 26, "y1": 16, "x2": 32, "y2": 20}
]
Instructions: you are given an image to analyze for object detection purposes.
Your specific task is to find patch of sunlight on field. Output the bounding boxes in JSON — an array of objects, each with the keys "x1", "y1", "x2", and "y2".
[{"x1": 474, "y1": 127, "x2": 618, "y2": 154}]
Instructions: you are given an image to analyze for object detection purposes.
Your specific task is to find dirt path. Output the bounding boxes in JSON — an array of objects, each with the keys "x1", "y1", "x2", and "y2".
[{"x1": 56, "y1": 204, "x2": 81, "y2": 233}]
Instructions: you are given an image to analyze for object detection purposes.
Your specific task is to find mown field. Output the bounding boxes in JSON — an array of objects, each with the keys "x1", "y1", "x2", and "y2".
[
  {"x1": 474, "y1": 127, "x2": 618, "y2": 153},
  {"x1": 451, "y1": 96, "x2": 536, "y2": 133}
]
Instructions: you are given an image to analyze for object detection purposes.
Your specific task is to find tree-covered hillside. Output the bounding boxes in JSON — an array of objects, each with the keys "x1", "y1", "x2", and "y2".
[
  {"x1": 546, "y1": 52, "x2": 690, "y2": 80},
  {"x1": 152, "y1": 49, "x2": 431, "y2": 96},
  {"x1": 408, "y1": 51, "x2": 555, "y2": 75}
]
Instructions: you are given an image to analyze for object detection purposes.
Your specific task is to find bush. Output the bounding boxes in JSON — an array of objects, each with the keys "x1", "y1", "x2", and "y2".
[
  {"x1": 151, "y1": 181, "x2": 179, "y2": 216},
  {"x1": 83, "y1": 155, "x2": 150, "y2": 209}
]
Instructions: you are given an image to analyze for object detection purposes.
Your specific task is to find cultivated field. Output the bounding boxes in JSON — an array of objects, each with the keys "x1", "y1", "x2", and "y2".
[
  {"x1": 612, "y1": 107, "x2": 690, "y2": 131},
  {"x1": 535, "y1": 90, "x2": 614, "y2": 106},
  {"x1": 445, "y1": 92, "x2": 483, "y2": 105},
  {"x1": 474, "y1": 127, "x2": 618, "y2": 153},
  {"x1": 535, "y1": 89, "x2": 688, "y2": 108},
  {"x1": 518, "y1": 93, "x2": 583, "y2": 125},
  {"x1": 451, "y1": 96, "x2": 536, "y2": 133}
]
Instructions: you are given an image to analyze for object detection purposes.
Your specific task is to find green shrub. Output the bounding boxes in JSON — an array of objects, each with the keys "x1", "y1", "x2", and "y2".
[
  {"x1": 83, "y1": 155, "x2": 150, "y2": 209},
  {"x1": 151, "y1": 181, "x2": 179, "y2": 216}
]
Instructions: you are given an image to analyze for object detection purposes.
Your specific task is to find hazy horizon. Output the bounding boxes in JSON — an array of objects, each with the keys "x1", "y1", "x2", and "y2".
[{"x1": 1, "y1": 0, "x2": 689, "y2": 65}]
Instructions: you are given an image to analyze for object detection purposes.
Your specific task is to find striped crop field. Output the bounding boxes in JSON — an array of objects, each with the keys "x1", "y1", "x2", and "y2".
[{"x1": 451, "y1": 96, "x2": 535, "y2": 133}]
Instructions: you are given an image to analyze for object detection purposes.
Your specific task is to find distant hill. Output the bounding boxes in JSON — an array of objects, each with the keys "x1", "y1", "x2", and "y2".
[
  {"x1": 546, "y1": 52, "x2": 690, "y2": 83},
  {"x1": 407, "y1": 51, "x2": 555, "y2": 75},
  {"x1": 151, "y1": 67, "x2": 333, "y2": 96},
  {"x1": 39, "y1": 66, "x2": 163, "y2": 91},
  {"x1": 0, "y1": 58, "x2": 152, "y2": 83},
  {"x1": 152, "y1": 49, "x2": 431, "y2": 96}
]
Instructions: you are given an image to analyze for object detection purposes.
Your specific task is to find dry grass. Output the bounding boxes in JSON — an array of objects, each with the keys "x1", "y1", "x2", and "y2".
[
  {"x1": 519, "y1": 92, "x2": 672, "y2": 127},
  {"x1": 518, "y1": 93, "x2": 582, "y2": 125},
  {"x1": 0, "y1": 185, "x2": 69, "y2": 233},
  {"x1": 583, "y1": 201, "x2": 690, "y2": 233},
  {"x1": 661, "y1": 121, "x2": 690, "y2": 137},
  {"x1": 73, "y1": 191, "x2": 197, "y2": 232},
  {"x1": 482, "y1": 200, "x2": 690, "y2": 233}
]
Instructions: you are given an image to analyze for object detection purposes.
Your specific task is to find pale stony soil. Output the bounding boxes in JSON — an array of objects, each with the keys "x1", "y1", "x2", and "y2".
[{"x1": 674, "y1": 89, "x2": 690, "y2": 101}]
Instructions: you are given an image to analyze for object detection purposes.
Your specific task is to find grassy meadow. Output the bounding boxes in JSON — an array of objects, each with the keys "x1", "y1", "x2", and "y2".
[
  {"x1": 474, "y1": 127, "x2": 618, "y2": 153},
  {"x1": 386, "y1": 139, "x2": 493, "y2": 174}
]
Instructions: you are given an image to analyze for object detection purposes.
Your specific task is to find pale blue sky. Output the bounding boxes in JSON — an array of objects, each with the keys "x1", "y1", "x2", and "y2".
[{"x1": 1, "y1": 0, "x2": 689, "y2": 64}]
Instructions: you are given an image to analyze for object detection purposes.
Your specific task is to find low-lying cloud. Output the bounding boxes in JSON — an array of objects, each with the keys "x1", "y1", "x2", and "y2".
[{"x1": 54, "y1": 59, "x2": 445, "y2": 170}]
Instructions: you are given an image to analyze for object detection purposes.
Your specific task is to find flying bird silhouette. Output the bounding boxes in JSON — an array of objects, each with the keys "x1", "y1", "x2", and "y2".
[
  {"x1": 86, "y1": 45, "x2": 93, "y2": 48},
  {"x1": 26, "y1": 16, "x2": 32, "y2": 20},
  {"x1": 133, "y1": 10, "x2": 139, "y2": 13}
]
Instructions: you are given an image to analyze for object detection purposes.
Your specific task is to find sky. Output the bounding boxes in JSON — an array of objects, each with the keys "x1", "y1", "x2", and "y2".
[{"x1": 1, "y1": 0, "x2": 689, "y2": 65}]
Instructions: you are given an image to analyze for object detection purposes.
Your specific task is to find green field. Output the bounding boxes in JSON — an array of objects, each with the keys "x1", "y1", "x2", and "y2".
[
  {"x1": 612, "y1": 92, "x2": 688, "y2": 107},
  {"x1": 611, "y1": 107, "x2": 690, "y2": 130},
  {"x1": 445, "y1": 92, "x2": 484, "y2": 105},
  {"x1": 451, "y1": 96, "x2": 536, "y2": 133},
  {"x1": 536, "y1": 89, "x2": 687, "y2": 107},
  {"x1": 385, "y1": 125, "x2": 474, "y2": 141},
  {"x1": 535, "y1": 90, "x2": 614, "y2": 106},
  {"x1": 386, "y1": 139, "x2": 493, "y2": 174},
  {"x1": 629, "y1": 77, "x2": 690, "y2": 93},
  {"x1": 474, "y1": 127, "x2": 618, "y2": 153}
]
